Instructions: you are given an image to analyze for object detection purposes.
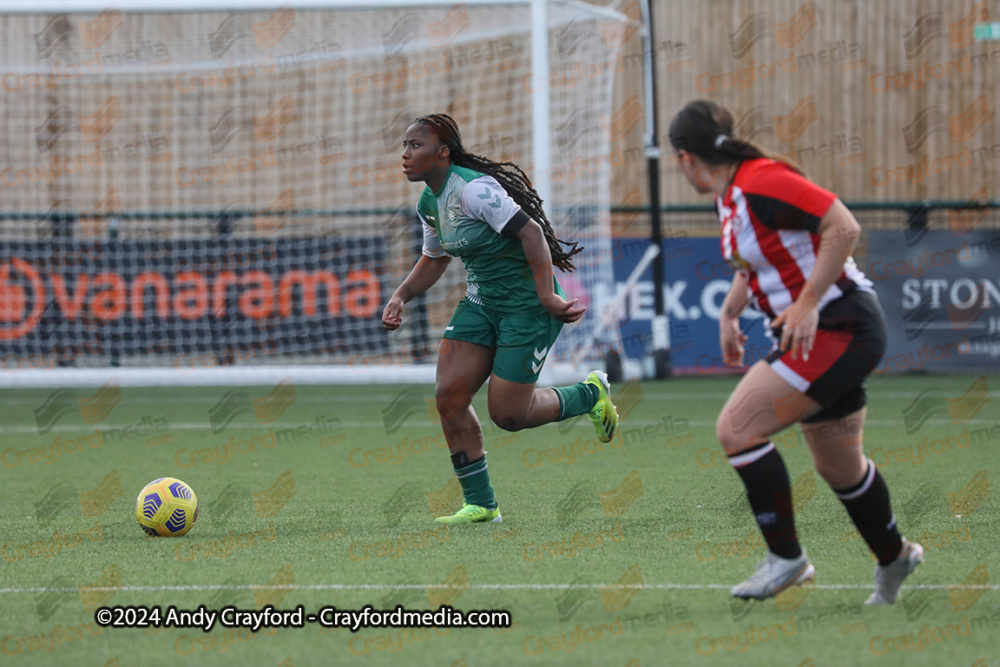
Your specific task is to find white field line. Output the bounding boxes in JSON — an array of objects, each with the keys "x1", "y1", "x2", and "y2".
[
  {"x1": 0, "y1": 391, "x2": 973, "y2": 406},
  {"x1": 0, "y1": 422, "x2": 376, "y2": 433},
  {"x1": 1, "y1": 583, "x2": 996, "y2": 594},
  {"x1": 0, "y1": 419, "x2": 992, "y2": 434},
  {"x1": 0, "y1": 395, "x2": 409, "y2": 405}
]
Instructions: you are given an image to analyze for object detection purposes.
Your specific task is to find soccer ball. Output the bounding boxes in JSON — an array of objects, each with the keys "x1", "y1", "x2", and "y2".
[{"x1": 135, "y1": 478, "x2": 199, "y2": 537}]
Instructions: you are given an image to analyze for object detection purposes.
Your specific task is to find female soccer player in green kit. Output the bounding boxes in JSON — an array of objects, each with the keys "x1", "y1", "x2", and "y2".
[{"x1": 382, "y1": 113, "x2": 618, "y2": 524}]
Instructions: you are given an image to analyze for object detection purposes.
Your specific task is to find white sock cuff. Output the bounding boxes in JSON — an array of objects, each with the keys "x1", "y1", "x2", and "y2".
[
  {"x1": 728, "y1": 442, "x2": 776, "y2": 468},
  {"x1": 835, "y1": 458, "x2": 876, "y2": 500}
]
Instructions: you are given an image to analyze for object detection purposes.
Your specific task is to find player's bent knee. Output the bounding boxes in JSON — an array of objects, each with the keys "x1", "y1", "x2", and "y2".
[
  {"x1": 716, "y1": 415, "x2": 748, "y2": 454},
  {"x1": 716, "y1": 416, "x2": 772, "y2": 456},
  {"x1": 715, "y1": 417, "x2": 729, "y2": 449},
  {"x1": 490, "y1": 413, "x2": 523, "y2": 432}
]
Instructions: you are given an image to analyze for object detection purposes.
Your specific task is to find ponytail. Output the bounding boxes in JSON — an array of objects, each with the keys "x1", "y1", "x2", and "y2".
[{"x1": 669, "y1": 100, "x2": 803, "y2": 175}]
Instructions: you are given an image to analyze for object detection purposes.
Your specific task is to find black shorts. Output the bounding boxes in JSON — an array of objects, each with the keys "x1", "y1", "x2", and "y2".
[{"x1": 766, "y1": 289, "x2": 887, "y2": 423}]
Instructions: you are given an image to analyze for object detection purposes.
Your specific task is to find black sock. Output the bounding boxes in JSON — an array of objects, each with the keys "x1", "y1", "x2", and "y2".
[
  {"x1": 833, "y1": 458, "x2": 903, "y2": 566},
  {"x1": 729, "y1": 443, "x2": 802, "y2": 560}
]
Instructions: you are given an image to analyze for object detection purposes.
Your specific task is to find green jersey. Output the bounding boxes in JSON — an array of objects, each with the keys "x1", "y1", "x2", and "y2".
[{"x1": 417, "y1": 165, "x2": 559, "y2": 314}]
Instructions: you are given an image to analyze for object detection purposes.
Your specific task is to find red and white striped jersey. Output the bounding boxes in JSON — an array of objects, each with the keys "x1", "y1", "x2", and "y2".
[{"x1": 715, "y1": 158, "x2": 871, "y2": 319}]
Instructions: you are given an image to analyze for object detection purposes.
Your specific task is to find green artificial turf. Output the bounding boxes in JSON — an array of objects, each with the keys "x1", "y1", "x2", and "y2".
[{"x1": 1, "y1": 374, "x2": 997, "y2": 666}]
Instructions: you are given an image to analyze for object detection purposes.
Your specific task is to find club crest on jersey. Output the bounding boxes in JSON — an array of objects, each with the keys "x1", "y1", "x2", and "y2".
[
  {"x1": 735, "y1": 221, "x2": 755, "y2": 243},
  {"x1": 731, "y1": 211, "x2": 752, "y2": 239}
]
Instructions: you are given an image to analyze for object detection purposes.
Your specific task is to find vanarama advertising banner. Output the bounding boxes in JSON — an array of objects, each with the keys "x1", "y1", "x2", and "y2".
[{"x1": 0, "y1": 238, "x2": 386, "y2": 369}]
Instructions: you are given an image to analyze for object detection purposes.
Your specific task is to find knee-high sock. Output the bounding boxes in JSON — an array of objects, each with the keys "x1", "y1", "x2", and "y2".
[
  {"x1": 729, "y1": 442, "x2": 802, "y2": 560},
  {"x1": 833, "y1": 458, "x2": 903, "y2": 565},
  {"x1": 554, "y1": 382, "x2": 599, "y2": 420}
]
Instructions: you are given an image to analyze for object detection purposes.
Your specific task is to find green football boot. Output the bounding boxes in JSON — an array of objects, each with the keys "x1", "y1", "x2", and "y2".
[
  {"x1": 585, "y1": 370, "x2": 619, "y2": 443},
  {"x1": 434, "y1": 504, "x2": 502, "y2": 524}
]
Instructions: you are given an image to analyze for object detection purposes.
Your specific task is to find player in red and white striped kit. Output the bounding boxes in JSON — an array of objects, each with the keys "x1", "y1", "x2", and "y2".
[{"x1": 669, "y1": 100, "x2": 922, "y2": 604}]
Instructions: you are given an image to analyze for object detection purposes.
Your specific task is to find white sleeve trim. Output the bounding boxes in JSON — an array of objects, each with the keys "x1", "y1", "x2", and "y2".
[
  {"x1": 419, "y1": 210, "x2": 446, "y2": 258},
  {"x1": 460, "y1": 175, "x2": 521, "y2": 234}
]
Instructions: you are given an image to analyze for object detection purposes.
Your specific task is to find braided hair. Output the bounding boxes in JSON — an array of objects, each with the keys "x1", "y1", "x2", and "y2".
[
  {"x1": 413, "y1": 113, "x2": 583, "y2": 272},
  {"x1": 668, "y1": 99, "x2": 804, "y2": 176}
]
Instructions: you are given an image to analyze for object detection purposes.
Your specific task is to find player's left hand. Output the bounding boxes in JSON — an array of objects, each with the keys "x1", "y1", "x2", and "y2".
[
  {"x1": 541, "y1": 295, "x2": 587, "y2": 323},
  {"x1": 771, "y1": 301, "x2": 819, "y2": 361},
  {"x1": 382, "y1": 296, "x2": 405, "y2": 331}
]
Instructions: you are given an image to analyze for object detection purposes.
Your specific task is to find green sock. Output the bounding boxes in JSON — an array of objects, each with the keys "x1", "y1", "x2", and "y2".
[
  {"x1": 554, "y1": 382, "x2": 600, "y2": 420},
  {"x1": 454, "y1": 455, "x2": 497, "y2": 509}
]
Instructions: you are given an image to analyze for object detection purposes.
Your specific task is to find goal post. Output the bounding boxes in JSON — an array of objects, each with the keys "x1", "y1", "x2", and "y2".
[{"x1": 0, "y1": 0, "x2": 640, "y2": 387}]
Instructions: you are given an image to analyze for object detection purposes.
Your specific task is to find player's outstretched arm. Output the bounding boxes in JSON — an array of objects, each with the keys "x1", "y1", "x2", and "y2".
[{"x1": 383, "y1": 255, "x2": 451, "y2": 330}]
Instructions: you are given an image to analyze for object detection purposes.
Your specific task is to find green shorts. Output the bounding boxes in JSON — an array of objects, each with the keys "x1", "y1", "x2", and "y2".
[{"x1": 443, "y1": 298, "x2": 563, "y2": 384}]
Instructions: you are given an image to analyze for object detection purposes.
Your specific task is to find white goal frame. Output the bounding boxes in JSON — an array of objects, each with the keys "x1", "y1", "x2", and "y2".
[{"x1": 0, "y1": 0, "x2": 638, "y2": 388}]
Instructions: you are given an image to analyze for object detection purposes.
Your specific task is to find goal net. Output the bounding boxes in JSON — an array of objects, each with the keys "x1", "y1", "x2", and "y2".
[{"x1": 0, "y1": 0, "x2": 637, "y2": 386}]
